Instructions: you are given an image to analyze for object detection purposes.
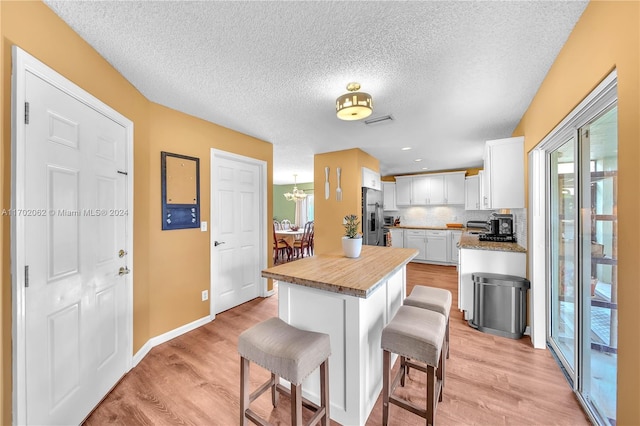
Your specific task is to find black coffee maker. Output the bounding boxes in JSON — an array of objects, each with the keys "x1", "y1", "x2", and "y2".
[{"x1": 487, "y1": 213, "x2": 514, "y2": 236}]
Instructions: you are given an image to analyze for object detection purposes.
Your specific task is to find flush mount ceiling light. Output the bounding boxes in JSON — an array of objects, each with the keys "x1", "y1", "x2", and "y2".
[
  {"x1": 283, "y1": 174, "x2": 307, "y2": 201},
  {"x1": 336, "y1": 82, "x2": 373, "y2": 121}
]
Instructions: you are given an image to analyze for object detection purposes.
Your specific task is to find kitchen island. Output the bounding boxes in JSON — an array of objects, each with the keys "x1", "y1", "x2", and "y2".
[{"x1": 261, "y1": 245, "x2": 417, "y2": 426}]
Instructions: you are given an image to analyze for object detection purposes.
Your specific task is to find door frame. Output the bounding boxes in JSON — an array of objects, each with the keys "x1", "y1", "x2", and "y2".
[
  {"x1": 530, "y1": 70, "x2": 617, "y2": 424},
  {"x1": 530, "y1": 70, "x2": 617, "y2": 352},
  {"x1": 11, "y1": 46, "x2": 134, "y2": 425},
  {"x1": 209, "y1": 149, "x2": 268, "y2": 320}
]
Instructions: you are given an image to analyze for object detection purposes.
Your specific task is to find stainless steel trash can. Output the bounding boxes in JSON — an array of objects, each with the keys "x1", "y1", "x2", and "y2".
[{"x1": 469, "y1": 272, "x2": 530, "y2": 339}]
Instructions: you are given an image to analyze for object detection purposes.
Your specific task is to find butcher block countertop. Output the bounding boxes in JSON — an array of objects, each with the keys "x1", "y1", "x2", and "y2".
[
  {"x1": 459, "y1": 232, "x2": 527, "y2": 253},
  {"x1": 261, "y1": 245, "x2": 418, "y2": 298}
]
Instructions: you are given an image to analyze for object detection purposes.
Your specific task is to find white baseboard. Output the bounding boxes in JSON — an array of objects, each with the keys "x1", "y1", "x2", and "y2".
[{"x1": 132, "y1": 315, "x2": 212, "y2": 367}]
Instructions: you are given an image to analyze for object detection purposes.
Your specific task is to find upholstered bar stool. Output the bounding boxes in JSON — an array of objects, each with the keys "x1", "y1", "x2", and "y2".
[
  {"x1": 381, "y1": 305, "x2": 446, "y2": 426},
  {"x1": 238, "y1": 317, "x2": 331, "y2": 426},
  {"x1": 404, "y1": 286, "x2": 452, "y2": 359}
]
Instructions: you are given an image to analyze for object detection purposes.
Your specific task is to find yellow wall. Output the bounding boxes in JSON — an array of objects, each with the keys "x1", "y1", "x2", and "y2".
[
  {"x1": 0, "y1": 2, "x2": 272, "y2": 423},
  {"x1": 0, "y1": 2, "x2": 5, "y2": 423},
  {"x1": 148, "y1": 103, "x2": 273, "y2": 336},
  {"x1": 314, "y1": 149, "x2": 379, "y2": 254},
  {"x1": 512, "y1": 1, "x2": 639, "y2": 423}
]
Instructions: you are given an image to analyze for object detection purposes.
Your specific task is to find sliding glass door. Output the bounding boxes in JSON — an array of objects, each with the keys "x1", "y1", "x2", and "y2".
[
  {"x1": 579, "y1": 106, "x2": 618, "y2": 424},
  {"x1": 549, "y1": 137, "x2": 577, "y2": 377},
  {"x1": 547, "y1": 104, "x2": 618, "y2": 425}
]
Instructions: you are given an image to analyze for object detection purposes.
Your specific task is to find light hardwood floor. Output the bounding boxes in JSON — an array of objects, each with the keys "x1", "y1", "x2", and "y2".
[{"x1": 85, "y1": 263, "x2": 589, "y2": 425}]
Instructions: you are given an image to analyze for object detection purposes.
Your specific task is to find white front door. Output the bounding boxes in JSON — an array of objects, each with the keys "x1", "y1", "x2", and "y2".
[
  {"x1": 12, "y1": 47, "x2": 132, "y2": 425},
  {"x1": 210, "y1": 151, "x2": 265, "y2": 314}
]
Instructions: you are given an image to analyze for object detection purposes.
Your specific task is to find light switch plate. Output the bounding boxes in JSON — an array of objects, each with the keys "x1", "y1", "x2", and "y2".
[{"x1": 201, "y1": 221, "x2": 207, "y2": 232}]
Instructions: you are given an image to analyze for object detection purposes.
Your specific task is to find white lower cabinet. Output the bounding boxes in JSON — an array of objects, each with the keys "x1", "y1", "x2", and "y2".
[
  {"x1": 403, "y1": 229, "x2": 452, "y2": 264},
  {"x1": 425, "y1": 231, "x2": 448, "y2": 263},
  {"x1": 404, "y1": 230, "x2": 426, "y2": 260},
  {"x1": 458, "y1": 248, "x2": 526, "y2": 320},
  {"x1": 389, "y1": 228, "x2": 404, "y2": 248},
  {"x1": 449, "y1": 230, "x2": 462, "y2": 263}
]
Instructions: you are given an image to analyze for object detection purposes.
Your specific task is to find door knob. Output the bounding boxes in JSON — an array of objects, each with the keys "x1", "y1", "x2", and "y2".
[
  {"x1": 118, "y1": 249, "x2": 128, "y2": 258},
  {"x1": 118, "y1": 267, "x2": 130, "y2": 276},
  {"x1": 214, "y1": 241, "x2": 225, "y2": 247}
]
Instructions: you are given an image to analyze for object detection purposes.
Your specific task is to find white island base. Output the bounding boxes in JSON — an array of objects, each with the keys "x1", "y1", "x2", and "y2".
[{"x1": 276, "y1": 268, "x2": 405, "y2": 426}]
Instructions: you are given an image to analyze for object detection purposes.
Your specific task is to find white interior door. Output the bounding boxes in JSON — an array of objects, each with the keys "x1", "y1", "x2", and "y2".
[
  {"x1": 210, "y1": 151, "x2": 265, "y2": 314},
  {"x1": 12, "y1": 47, "x2": 133, "y2": 425}
]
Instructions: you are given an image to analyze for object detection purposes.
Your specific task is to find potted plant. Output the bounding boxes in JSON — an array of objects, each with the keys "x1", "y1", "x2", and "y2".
[{"x1": 342, "y1": 214, "x2": 363, "y2": 258}]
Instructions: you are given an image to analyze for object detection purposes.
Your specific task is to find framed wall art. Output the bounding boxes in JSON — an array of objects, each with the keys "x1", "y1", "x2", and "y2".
[{"x1": 161, "y1": 151, "x2": 200, "y2": 230}]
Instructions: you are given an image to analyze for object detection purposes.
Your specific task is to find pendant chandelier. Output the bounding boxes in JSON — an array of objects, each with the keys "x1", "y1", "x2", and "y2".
[
  {"x1": 336, "y1": 82, "x2": 373, "y2": 121},
  {"x1": 284, "y1": 174, "x2": 307, "y2": 201}
]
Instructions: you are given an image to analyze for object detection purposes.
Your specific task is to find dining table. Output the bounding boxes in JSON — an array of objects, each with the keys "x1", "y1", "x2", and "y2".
[{"x1": 275, "y1": 228, "x2": 304, "y2": 247}]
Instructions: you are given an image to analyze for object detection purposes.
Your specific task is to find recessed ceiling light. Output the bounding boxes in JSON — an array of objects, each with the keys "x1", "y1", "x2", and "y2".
[
  {"x1": 414, "y1": 158, "x2": 422, "y2": 162},
  {"x1": 422, "y1": 167, "x2": 429, "y2": 170},
  {"x1": 401, "y1": 147, "x2": 412, "y2": 151}
]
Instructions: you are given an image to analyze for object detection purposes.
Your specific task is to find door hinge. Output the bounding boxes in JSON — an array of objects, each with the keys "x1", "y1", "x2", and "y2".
[
  {"x1": 25, "y1": 102, "x2": 30, "y2": 124},
  {"x1": 583, "y1": 129, "x2": 589, "y2": 138},
  {"x1": 25, "y1": 265, "x2": 29, "y2": 287}
]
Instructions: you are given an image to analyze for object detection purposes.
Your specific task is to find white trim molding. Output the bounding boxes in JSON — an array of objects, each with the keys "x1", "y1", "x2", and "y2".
[{"x1": 132, "y1": 316, "x2": 212, "y2": 366}]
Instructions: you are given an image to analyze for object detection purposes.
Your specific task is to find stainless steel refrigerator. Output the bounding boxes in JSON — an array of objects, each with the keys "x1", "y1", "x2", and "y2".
[{"x1": 362, "y1": 187, "x2": 384, "y2": 246}]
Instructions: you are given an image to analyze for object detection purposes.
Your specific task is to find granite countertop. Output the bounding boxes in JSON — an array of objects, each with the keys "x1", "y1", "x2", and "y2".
[
  {"x1": 261, "y1": 245, "x2": 418, "y2": 298},
  {"x1": 458, "y1": 232, "x2": 527, "y2": 253}
]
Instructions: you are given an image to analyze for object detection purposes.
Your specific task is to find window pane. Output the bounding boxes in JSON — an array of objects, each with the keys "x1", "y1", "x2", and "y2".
[
  {"x1": 582, "y1": 106, "x2": 617, "y2": 425},
  {"x1": 549, "y1": 137, "x2": 576, "y2": 372}
]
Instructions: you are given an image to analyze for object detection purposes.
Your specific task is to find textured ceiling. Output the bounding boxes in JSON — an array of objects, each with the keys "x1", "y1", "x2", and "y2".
[{"x1": 44, "y1": 1, "x2": 588, "y2": 184}]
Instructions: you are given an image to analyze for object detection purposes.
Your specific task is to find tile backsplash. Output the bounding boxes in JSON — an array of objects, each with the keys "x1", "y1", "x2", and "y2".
[{"x1": 386, "y1": 206, "x2": 527, "y2": 247}]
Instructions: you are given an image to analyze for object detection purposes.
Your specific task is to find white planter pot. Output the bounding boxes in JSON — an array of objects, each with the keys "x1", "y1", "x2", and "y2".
[{"x1": 342, "y1": 237, "x2": 363, "y2": 258}]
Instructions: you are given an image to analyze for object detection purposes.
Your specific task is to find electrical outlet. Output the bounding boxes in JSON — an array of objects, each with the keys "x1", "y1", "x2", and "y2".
[{"x1": 201, "y1": 290, "x2": 208, "y2": 301}]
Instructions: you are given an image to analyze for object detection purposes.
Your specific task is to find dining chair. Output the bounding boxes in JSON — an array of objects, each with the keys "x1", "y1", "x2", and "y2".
[
  {"x1": 273, "y1": 223, "x2": 292, "y2": 264},
  {"x1": 309, "y1": 225, "x2": 315, "y2": 256},
  {"x1": 293, "y1": 221, "x2": 314, "y2": 258},
  {"x1": 281, "y1": 219, "x2": 291, "y2": 230},
  {"x1": 273, "y1": 220, "x2": 282, "y2": 231}
]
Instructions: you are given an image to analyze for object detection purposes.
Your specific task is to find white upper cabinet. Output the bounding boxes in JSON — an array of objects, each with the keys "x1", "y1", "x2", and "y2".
[
  {"x1": 382, "y1": 182, "x2": 397, "y2": 211},
  {"x1": 465, "y1": 174, "x2": 480, "y2": 210},
  {"x1": 361, "y1": 167, "x2": 381, "y2": 190},
  {"x1": 395, "y1": 177, "x2": 412, "y2": 205},
  {"x1": 425, "y1": 175, "x2": 445, "y2": 204},
  {"x1": 478, "y1": 170, "x2": 488, "y2": 209},
  {"x1": 443, "y1": 172, "x2": 465, "y2": 204},
  {"x1": 395, "y1": 172, "x2": 465, "y2": 206},
  {"x1": 482, "y1": 136, "x2": 525, "y2": 209},
  {"x1": 411, "y1": 176, "x2": 429, "y2": 204}
]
